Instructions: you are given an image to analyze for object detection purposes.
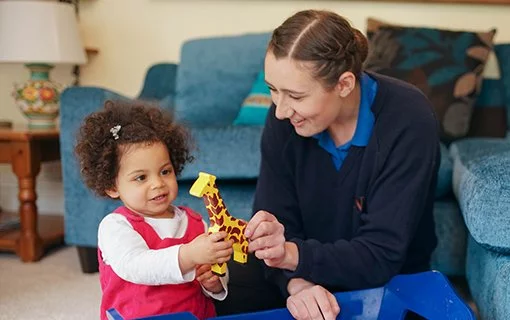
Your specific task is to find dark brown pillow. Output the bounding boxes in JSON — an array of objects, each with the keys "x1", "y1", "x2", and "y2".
[{"x1": 365, "y1": 18, "x2": 496, "y2": 143}]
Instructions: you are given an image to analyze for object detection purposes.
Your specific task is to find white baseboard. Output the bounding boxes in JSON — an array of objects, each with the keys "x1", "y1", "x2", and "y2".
[{"x1": 0, "y1": 162, "x2": 64, "y2": 216}]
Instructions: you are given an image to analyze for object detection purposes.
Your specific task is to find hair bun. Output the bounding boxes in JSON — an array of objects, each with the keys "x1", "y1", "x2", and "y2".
[{"x1": 352, "y1": 28, "x2": 369, "y2": 64}]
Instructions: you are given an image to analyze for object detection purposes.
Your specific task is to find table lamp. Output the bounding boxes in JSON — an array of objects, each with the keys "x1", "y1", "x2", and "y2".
[{"x1": 0, "y1": 0, "x2": 87, "y2": 129}]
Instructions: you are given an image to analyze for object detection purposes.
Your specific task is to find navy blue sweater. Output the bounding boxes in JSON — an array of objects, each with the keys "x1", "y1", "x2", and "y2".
[{"x1": 253, "y1": 72, "x2": 440, "y2": 294}]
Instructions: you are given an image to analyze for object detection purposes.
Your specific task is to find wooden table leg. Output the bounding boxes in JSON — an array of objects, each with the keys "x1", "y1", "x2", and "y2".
[{"x1": 10, "y1": 140, "x2": 43, "y2": 262}]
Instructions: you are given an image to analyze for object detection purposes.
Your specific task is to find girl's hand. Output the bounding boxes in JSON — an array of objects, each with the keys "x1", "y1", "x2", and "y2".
[
  {"x1": 180, "y1": 231, "x2": 233, "y2": 273},
  {"x1": 196, "y1": 264, "x2": 223, "y2": 293}
]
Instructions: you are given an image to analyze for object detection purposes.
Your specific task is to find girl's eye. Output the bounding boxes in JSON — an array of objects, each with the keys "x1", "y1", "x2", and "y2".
[
  {"x1": 290, "y1": 95, "x2": 303, "y2": 101},
  {"x1": 135, "y1": 175, "x2": 146, "y2": 182},
  {"x1": 161, "y1": 168, "x2": 172, "y2": 175},
  {"x1": 268, "y1": 87, "x2": 277, "y2": 92}
]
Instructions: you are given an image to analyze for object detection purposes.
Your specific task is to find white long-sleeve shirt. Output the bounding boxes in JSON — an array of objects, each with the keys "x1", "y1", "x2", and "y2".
[{"x1": 98, "y1": 206, "x2": 228, "y2": 300}]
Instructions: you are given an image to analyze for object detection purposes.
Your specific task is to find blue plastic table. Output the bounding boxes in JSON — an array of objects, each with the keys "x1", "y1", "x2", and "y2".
[{"x1": 106, "y1": 271, "x2": 475, "y2": 320}]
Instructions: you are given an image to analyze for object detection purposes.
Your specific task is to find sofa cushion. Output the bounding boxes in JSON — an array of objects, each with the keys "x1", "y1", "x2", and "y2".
[
  {"x1": 450, "y1": 138, "x2": 510, "y2": 252},
  {"x1": 495, "y1": 44, "x2": 510, "y2": 130},
  {"x1": 430, "y1": 198, "x2": 467, "y2": 276},
  {"x1": 179, "y1": 125, "x2": 264, "y2": 181},
  {"x1": 233, "y1": 70, "x2": 272, "y2": 125},
  {"x1": 436, "y1": 143, "x2": 453, "y2": 199},
  {"x1": 174, "y1": 33, "x2": 271, "y2": 127},
  {"x1": 468, "y1": 78, "x2": 507, "y2": 138},
  {"x1": 365, "y1": 18, "x2": 496, "y2": 143}
]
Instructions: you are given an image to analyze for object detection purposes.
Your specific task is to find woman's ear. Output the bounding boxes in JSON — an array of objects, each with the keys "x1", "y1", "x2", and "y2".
[
  {"x1": 335, "y1": 71, "x2": 356, "y2": 98},
  {"x1": 105, "y1": 188, "x2": 120, "y2": 199}
]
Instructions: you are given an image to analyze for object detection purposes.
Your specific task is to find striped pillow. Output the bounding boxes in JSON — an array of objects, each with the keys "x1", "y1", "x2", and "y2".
[{"x1": 233, "y1": 71, "x2": 272, "y2": 125}]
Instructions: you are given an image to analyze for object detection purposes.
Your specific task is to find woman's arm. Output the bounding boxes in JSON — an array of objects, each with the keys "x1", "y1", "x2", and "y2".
[
  {"x1": 250, "y1": 104, "x2": 439, "y2": 290},
  {"x1": 284, "y1": 118, "x2": 439, "y2": 289}
]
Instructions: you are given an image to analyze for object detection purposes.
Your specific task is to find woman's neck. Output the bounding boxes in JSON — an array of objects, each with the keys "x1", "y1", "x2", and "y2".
[{"x1": 328, "y1": 84, "x2": 361, "y2": 147}]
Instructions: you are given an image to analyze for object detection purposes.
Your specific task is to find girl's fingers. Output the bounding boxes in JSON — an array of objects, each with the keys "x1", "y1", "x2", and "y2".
[
  {"x1": 215, "y1": 247, "x2": 233, "y2": 258},
  {"x1": 197, "y1": 270, "x2": 212, "y2": 282},
  {"x1": 213, "y1": 239, "x2": 234, "y2": 251},
  {"x1": 208, "y1": 231, "x2": 228, "y2": 242},
  {"x1": 205, "y1": 275, "x2": 219, "y2": 283},
  {"x1": 215, "y1": 255, "x2": 231, "y2": 264}
]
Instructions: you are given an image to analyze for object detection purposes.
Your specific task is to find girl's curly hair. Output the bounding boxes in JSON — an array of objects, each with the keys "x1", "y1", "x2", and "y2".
[{"x1": 75, "y1": 100, "x2": 194, "y2": 198}]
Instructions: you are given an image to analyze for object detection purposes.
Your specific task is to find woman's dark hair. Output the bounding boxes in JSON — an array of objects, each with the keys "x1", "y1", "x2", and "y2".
[
  {"x1": 75, "y1": 100, "x2": 194, "y2": 198},
  {"x1": 268, "y1": 9, "x2": 369, "y2": 89}
]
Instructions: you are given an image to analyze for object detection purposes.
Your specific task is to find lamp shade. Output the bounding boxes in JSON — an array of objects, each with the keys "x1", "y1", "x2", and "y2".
[{"x1": 0, "y1": 1, "x2": 87, "y2": 64}]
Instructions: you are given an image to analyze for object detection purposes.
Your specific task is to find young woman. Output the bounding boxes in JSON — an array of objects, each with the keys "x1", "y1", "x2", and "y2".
[{"x1": 218, "y1": 10, "x2": 440, "y2": 320}]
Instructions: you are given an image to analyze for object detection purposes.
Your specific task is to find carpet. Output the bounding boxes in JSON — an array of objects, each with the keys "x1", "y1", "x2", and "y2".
[{"x1": 0, "y1": 246, "x2": 100, "y2": 320}]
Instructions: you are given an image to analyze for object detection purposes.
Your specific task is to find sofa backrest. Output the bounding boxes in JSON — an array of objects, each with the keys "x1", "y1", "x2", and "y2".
[{"x1": 174, "y1": 32, "x2": 271, "y2": 127}]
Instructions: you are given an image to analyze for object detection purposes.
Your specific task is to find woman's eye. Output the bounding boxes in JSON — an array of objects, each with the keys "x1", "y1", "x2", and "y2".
[
  {"x1": 290, "y1": 95, "x2": 303, "y2": 101},
  {"x1": 135, "y1": 175, "x2": 146, "y2": 182}
]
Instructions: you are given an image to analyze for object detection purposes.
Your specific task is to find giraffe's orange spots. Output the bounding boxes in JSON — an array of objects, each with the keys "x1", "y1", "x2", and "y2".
[
  {"x1": 198, "y1": 182, "x2": 250, "y2": 266},
  {"x1": 230, "y1": 227, "x2": 241, "y2": 236},
  {"x1": 211, "y1": 193, "x2": 219, "y2": 207}
]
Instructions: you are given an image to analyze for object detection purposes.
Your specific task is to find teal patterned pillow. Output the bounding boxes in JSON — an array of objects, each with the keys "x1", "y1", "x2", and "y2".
[
  {"x1": 365, "y1": 18, "x2": 496, "y2": 143},
  {"x1": 233, "y1": 71, "x2": 272, "y2": 125},
  {"x1": 495, "y1": 44, "x2": 510, "y2": 130}
]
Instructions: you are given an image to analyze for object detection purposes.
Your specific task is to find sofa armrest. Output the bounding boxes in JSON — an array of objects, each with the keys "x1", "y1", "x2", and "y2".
[
  {"x1": 450, "y1": 138, "x2": 510, "y2": 252},
  {"x1": 59, "y1": 87, "x2": 130, "y2": 246}
]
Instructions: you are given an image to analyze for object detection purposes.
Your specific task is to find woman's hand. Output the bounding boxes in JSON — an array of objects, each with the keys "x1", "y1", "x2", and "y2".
[
  {"x1": 196, "y1": 264, "x2": 223, "y2": 293},
  {"x1": 245, "y1": 210, "x2": 296, "y2": 269},
  {"x1": 286, "y1": 278, "x2": 340, "y2": 320}
]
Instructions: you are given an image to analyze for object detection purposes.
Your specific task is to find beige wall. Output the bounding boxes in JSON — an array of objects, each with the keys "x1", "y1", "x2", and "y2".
[
  {"x1": 3, "y1": 0, "x2": 510, "y2": 122},
  {"x1": 1, "y1": 0, "x2": 509, "y2": 213}
]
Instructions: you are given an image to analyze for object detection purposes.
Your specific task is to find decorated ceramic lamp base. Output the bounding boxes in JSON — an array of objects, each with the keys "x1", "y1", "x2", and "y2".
[{"x1": 12, "y1": 64, "x2": 62, "y2": 129}]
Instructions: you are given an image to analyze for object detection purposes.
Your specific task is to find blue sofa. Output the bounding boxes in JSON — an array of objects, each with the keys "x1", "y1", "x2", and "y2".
[{"x1": 59, "y1": 33, "x2": 510, "y2": 319}]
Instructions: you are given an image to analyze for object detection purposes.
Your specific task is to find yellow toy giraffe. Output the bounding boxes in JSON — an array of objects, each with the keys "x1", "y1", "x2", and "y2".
[{"x1": 189, "y1": 172, "x2": 248, "y2": 276}]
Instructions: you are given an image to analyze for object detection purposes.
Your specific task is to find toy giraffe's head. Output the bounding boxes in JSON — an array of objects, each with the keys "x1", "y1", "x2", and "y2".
[
  {"x1": 189, "y1": 172, "x2": 223, "y2": 222},
  {"x1": 189, "y1": 172, "x2": 217, "y2": 198}
]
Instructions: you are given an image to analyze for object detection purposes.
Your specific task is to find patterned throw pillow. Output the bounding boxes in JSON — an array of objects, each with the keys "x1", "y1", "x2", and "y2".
[
  {"x1": 233, "y1": 71, "x2": 272, "y2": 125},
  {"x1": 365, "y1": 18, "x2": 496, "y2": 142}
]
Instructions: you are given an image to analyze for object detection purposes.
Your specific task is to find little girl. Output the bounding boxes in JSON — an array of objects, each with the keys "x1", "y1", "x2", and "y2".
[{"x1": 75, "y1": 100, "x2": 233, "y2": 320}]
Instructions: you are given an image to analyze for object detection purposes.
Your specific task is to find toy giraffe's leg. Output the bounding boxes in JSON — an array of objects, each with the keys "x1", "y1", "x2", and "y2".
[
  {"x1": 208, "y1": 225, "x2": 228, "y2": 277},
  {"x1": 211, "y1": 263, "x2": 228, "y2": 277},
  {"x1": 232, "y1": 242, "x2": 248, "y2": 264}
]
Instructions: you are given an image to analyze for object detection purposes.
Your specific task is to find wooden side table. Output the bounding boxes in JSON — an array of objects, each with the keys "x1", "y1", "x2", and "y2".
[{"x1": 0, "y1": 124, "x2": 64, "y2": 262}]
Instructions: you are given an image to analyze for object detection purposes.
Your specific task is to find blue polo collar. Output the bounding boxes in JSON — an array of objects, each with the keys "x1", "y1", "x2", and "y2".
[{"x1": 313, "y1": 73, "x2": 377, "y2": 168}]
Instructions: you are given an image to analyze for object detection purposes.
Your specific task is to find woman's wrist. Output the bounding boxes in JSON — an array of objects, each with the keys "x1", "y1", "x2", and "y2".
[
  {"x1": 287, "y1": 278, "x2": 314, "y2": 296},
  {"x1": 279, "y1": 241, "x2": 299, "y2": 271}
]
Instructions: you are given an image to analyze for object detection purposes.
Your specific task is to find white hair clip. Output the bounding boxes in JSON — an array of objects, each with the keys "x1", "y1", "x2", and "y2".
[{"x1": 110, "y1": 125, "x2": 121, "y2": 140}]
